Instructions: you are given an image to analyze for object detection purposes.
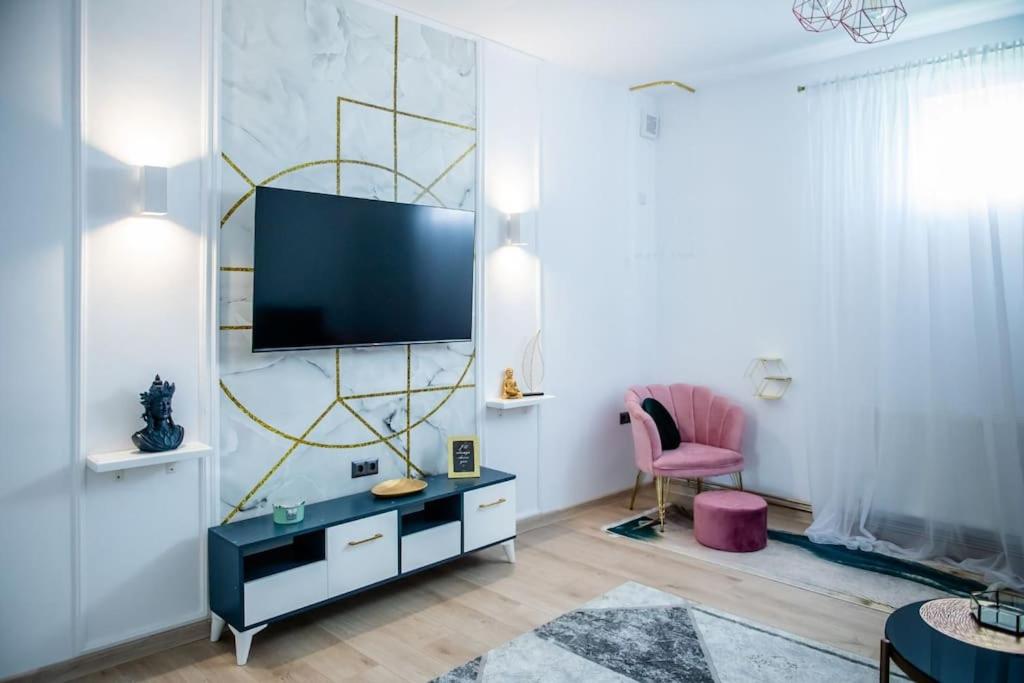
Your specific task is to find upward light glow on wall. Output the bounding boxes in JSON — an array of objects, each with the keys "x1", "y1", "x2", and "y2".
[
  {"x1": 88, "y1": 91, "x2": 195, "y2": 169},
  {"x1": 489, "y1": 162, "x2": 535, "y2": 216},
  {"x1": 911, "y1": 83, "x2": 1024, "y2": 210}
]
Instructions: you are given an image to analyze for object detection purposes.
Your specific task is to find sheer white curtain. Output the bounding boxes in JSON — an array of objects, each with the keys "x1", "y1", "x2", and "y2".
[{"x1": 805, "y1": 42, "x2": 1024, "y2": 588}]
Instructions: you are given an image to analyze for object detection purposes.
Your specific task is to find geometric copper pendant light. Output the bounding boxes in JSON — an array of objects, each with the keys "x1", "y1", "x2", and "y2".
[
  {"x1": 794, "y1": 0, "x2": 908, "y2": 44},
  {"x1": 793, "y1": 0, "x2": 854, "y2": 32},
  {"x1": 841, "y1": 0, "x2": 908, "y2": 44}
]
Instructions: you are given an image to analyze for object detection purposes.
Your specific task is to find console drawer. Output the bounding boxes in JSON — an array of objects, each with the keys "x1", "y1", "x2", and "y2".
[
  {"x1": 402, "y1": 521, "x2": 461, "y2": 573},
  {"x1": 243, "y1": 560, "x2": 327, "y2": 626},
  {"x1": 327, "y1": 511, "x2": 398, "y2": 597},
  {"x1": 463, "y1": 480, "x2": 516, "y2": 552}
]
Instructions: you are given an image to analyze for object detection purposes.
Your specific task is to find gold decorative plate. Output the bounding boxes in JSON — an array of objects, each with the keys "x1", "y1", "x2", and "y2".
[{"x1": 371, "y1": 477, "x2": 428, "y2": 498}]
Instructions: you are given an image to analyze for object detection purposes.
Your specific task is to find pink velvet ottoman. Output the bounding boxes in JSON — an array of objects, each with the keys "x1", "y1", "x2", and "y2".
[{"x1": 693, "y1": 490, "x2": 767, "y2": 552}]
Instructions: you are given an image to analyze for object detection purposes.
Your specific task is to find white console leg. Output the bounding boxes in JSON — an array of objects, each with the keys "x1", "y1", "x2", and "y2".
[
  {"x1": 228, "y1": 623, "x2": 267, "y2": 666},
  {"x1": 210, "y1": 613, "x2": 225, "y2": 642},
  {"x1": 501, "y1": 539, "x2": 516, "y2": 564}
]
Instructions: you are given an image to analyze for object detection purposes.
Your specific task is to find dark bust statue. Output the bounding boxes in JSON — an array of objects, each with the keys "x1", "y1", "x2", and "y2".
[{"x1": 132, "y1": 374, "x2": 185, "y2": 452}]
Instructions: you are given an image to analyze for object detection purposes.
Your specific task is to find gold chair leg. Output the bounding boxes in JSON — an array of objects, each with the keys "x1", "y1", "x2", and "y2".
[
  {"x1": 629, "y1": 470, "x2": 643, "y2": 510},
  {"x1": 732, "y1": 471, "x2": 744, "y2": 491},
  {"x1": 655, "y1": 476, "x2": 666, "y2": 532},
  {"x1": 696, "y1": 477, "x2": 703, "y2": 494}
]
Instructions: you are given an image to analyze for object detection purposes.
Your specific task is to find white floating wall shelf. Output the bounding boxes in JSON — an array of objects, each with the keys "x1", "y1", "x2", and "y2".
[
  {"x1": 86, "y1": 441, "x2": 212, "y2": 474},
  {"x1": 485, "y1": 395, "x2": 556, "y2": 410},
  {"x1": 745, "y1": 358, "x2": 792, "y2": 400}
]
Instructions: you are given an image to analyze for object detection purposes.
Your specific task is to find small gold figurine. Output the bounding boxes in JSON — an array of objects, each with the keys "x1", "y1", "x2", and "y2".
[{"x1": 501, "y1": 367, "x2": 523, "y2": 400}]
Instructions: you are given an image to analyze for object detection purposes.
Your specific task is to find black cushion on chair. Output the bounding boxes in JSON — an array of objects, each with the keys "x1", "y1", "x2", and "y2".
[{"x1": 641, "y1": 397, "x2": 682, "y2": 450}]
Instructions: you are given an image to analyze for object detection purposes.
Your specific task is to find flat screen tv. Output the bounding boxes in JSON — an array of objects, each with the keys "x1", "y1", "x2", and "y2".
[{"x1": 252, "y1": 187, "x2": 475, "y2": 352}]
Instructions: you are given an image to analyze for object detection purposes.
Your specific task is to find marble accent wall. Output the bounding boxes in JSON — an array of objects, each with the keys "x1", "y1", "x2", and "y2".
[{"x1": 219, "y1": 0, "x2": 477, "y2": 523}]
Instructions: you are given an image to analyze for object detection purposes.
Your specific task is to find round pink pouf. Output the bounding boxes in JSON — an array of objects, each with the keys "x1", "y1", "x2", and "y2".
[{"x1": 693, "y1": 490, "x2": 767, "y2": 552}]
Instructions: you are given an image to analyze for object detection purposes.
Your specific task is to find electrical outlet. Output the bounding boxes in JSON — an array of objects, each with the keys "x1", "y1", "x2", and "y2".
[
  {"x1": 619, "y1": 411, "x2": 631, "y2": 425},
  {"x1": 352, "y1": 458, "x2": 379, "y2": 478}
]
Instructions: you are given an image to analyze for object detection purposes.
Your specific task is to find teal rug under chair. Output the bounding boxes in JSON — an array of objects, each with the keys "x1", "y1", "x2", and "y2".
[{"x1": 604, "y1": 506, "x2": 985, "y2": 611}]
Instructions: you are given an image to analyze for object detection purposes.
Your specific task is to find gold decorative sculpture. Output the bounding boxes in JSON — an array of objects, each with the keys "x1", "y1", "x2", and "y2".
[{"x1": 501, "y1": 368, "x2": 523, "y2": 400}]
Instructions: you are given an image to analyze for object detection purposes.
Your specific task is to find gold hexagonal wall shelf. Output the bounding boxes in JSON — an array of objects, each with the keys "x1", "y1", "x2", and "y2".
[{"x1": 745, "y1": 358, "x2": 792, "y2": 400}]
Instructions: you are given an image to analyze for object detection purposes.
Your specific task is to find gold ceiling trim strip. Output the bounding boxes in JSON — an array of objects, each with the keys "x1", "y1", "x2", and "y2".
[
  {"x1": 221, "y1": 399, "x2": 337, "y2": 524},
  {"x1": 412, "y1": 143, "x2": 477, "y2": 204},
  {"x1": 219, "y1": 266, "x2": 254, "y2": 273},
  {"x1": 629, "y1": 80, "x2": 696, "y2": 94}
]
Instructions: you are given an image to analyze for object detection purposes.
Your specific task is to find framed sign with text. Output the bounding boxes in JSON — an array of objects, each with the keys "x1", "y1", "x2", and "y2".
[{"x1": 447, "y1": 436, "x2": 480, "y2": 479}]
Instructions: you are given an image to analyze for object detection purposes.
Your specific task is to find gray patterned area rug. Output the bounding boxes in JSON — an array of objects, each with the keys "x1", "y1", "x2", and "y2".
[{"x1": 433, "y1": 582, "x2": 903, "y2": 682}]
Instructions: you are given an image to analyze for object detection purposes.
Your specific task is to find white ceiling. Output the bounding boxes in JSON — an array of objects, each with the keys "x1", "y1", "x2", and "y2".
[{"x1": 384, "y1": 0, "x2": 1024, "y2": 86}]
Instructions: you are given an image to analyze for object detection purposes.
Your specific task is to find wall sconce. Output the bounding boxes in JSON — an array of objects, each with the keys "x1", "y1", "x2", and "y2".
[
  {"x1": 138, "y1": 165, "x2": 167, "y2": 215},
  {"x1": 505, "y1": 213, "x2": 526, "y2": 246}
]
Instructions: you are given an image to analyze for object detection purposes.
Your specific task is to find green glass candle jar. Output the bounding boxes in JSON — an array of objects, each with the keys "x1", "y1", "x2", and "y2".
[{"x1": 272, "y1": 500, "x2": 305, "y2": 525}]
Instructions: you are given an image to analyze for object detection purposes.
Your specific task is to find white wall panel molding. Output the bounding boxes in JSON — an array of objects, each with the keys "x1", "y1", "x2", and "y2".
[
  {"x1": 78, "y1": 0, "x2": 209, "y2": 655},
  {"x1": 71, "y1": 0, "x2": 87, "y2": 659},
  {"x1": 198, "y1": 0, "x2": 219, "y2": 615},
  {"x1": 0, "y1": 0, "x2": 79, "y2": 675}
]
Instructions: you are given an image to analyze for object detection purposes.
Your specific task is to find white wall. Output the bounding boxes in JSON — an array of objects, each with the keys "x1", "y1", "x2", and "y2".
[
  {"x1": 80, "y1": 0, "x2": 211, "y2": 654},
  {"x1": 2, "y1": 1, "x2": 213, "y2": 676},
  {"x1": 480, "y1": 49, "x2": 660, "y2": 516},
  {"x1": 0, "y1": 0, "x2": 77, "y2": 676},
  {"x1": 655, "y1": 15, "x2": 1024, "y2": 503},
  {"x1": 480, "y1": 42, "x2": 544, "y2": 518},
  {"x1": 535, "y1": 64, "x2": 649, "y2": 511}
]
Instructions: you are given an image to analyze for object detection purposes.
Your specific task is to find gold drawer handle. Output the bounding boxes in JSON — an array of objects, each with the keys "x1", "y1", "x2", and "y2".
[
  {"x1": 348, "y1": 532, "x2": 383, "y2": 546},
  {"x1": 478, "y1": 497, "x2": 507, "y2": 510}
]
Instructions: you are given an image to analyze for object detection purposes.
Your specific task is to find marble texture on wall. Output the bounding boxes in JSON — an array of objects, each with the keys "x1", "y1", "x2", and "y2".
[{"x1": 219, "y1": 0, "x2": 477, "y2": 523}]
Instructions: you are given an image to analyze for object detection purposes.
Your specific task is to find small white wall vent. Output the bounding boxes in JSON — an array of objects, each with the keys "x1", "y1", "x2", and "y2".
[{"x1": 640, "y1": 112, "x2": 660, "y2": 139}]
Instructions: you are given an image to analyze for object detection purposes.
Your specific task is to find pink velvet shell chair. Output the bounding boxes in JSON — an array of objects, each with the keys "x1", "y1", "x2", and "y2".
[{"x1": 624, "y1": 383, "x2": 746, "y2": 531}]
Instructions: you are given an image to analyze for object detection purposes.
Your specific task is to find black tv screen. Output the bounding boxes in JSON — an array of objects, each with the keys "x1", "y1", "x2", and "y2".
[{"x1": 252, "y1": 187, "x2": 475, "y2": 352}]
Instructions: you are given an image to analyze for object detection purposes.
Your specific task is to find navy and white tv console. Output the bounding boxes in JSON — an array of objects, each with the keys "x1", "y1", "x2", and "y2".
[{"x1": 208, "y1": 467, "x2": 516, "y2": 665}]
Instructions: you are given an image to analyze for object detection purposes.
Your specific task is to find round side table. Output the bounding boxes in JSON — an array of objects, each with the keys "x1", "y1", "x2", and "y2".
[{"x1": 881, "y1": 600, "x2": 1024, "y2": 682}]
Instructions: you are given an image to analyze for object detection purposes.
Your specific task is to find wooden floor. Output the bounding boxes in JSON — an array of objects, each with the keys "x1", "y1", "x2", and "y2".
[{"x1": 74, "y1": 485, "x2": 886, "y2": 682}]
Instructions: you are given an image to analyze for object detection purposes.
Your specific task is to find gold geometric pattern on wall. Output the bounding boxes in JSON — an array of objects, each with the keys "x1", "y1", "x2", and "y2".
[{"x1": 219, "y1": 15, "x2": 477, "y2": 524}]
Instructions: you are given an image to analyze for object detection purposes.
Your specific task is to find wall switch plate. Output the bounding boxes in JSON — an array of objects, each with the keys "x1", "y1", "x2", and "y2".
[
  {"x1": 619, "y1": 412, "x2": 631, "y2": 425},
  {"x1": 352, "y1": 458, "x2": 379, "y2": 478}
]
